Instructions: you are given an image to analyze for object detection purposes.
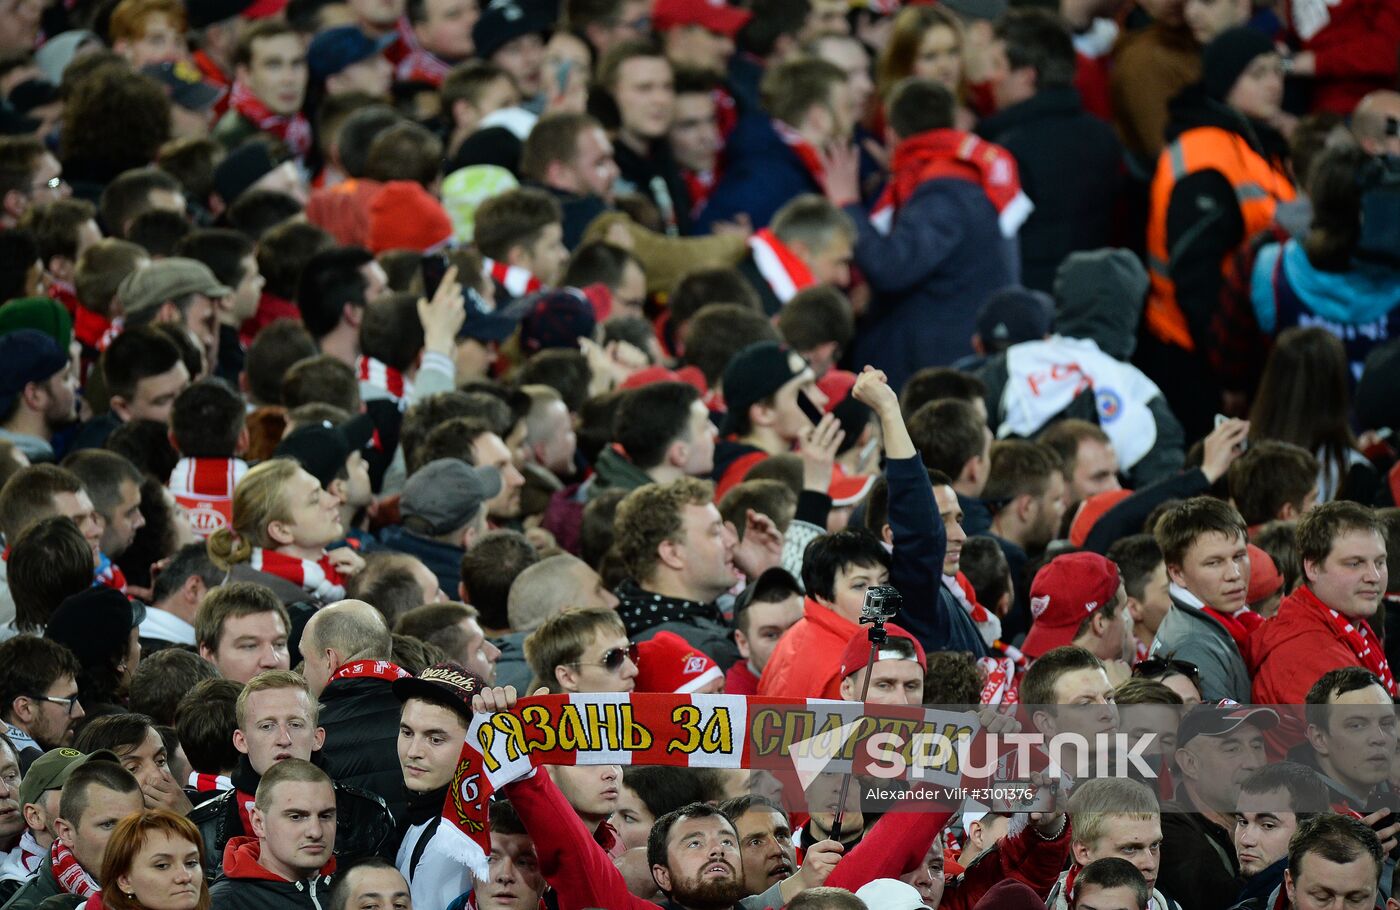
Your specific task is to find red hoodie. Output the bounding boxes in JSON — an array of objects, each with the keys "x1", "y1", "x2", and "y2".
[{"x1": 220, "y1": 836, "x2": 336, "y2": 884}]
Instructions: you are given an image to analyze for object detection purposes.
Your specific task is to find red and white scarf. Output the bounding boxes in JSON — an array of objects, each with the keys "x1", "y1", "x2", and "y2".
[
  {"x1": 747, "y1": 229, "x2": 814, "y2": 304},
  {"x1": 772, "y1": 119, "x2": 825, "y2": 188},
  {"x1": 481, "y1": 257, "x2": 542, "y2": 299},
  {"x1": 329, "y1": 659, "x2": 412, "y2": 685},
  {"x1": 945, "y1": 573, "x2": 1001, "y2": 647},
  {"x1": 168, "y1": 457, "x2": 249, "y2": 538},
  {"x1": 95, "y1": 554, "x2": 126, "y2": 593},
  {"x1": 51, "y1": 840, "x2": 99, "y2": 898},
  {"x1": 393, "y1": 17, "x2": 451, "y2": 86},
  {"x1": 1299, "y1": 585, "x2": 1397, "y2": 695},
  {"x1": 228, "y1": 79, "x2": 312, "y2": 158},
  {"x1": 188, "y1": 771, "x2": 233, "y2": 794},
  {"x1": 357, "y1": 354, "x2": 413, "y2": 410},
  {"x1": 17, "y1": 830, "x2": 41, "y2": 874},
  {"x1": 1202, "y1": 605, "x2": 1263, "y2": 652},
  {"x1": 869, "y1": 129, "x2": 1032, "y2": 239},
  {"x1": 249, "y1": 547, "x2": 346, "y2": 601},
  {"x1": 977, "y1": 655, "x2": 1019, "y2": 706},
  {"x1": 682, "y1": 168, "x2": 717, "y2": 218}
]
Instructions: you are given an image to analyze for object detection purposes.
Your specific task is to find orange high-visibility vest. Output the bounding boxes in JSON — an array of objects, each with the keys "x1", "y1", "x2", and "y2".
[{"x1": 1144, "y1": 126, "x2": 1295, "y2": 351}]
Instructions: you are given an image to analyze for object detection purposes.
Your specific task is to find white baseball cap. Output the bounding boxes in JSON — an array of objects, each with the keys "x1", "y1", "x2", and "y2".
[{"x1": 854, "y1": 879, "x2": 931, "y2": 910}]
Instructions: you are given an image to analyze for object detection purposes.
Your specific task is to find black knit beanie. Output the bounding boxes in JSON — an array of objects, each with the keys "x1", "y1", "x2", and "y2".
[{"x1": 1202, "y1": 27, "x2": 1276, "y2": 103}]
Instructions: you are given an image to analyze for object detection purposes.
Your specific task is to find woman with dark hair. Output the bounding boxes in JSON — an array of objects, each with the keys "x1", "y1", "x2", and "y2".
[
  {"x1": 1251, "y1": 145, "x2": 1400, "y2": 379},
  {"x1": 88, "y1": 810, "x2": 209, "y2": 910},
  {"x1": 1248, "y1": 327, "x2": 1379, "y2": 503}
]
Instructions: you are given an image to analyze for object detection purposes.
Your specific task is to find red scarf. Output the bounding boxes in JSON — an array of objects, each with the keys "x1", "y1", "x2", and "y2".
[
  {"x1": 682, "y1": 168, "x2": 717, "y2": 218},
  {"x1": 1296, "y1": 585, "x2": 1398, "y2": 696},
  {"x1": 328, "y1": 659, "x2": 412, "y2": 685},
  {"x1": 234, "y1": 790, "x2": 256, "y2": 837},
  {"x1": 357, "y1": 354, "x2": 412, "y2": 409},
  {"x1": 746, "y1": 229, "x2": 814, "y2": 304},
  {"x1": 393, "y1": 17, "x2": 450, "y2": 86},
  {"x1": 47, "y1": 280, "x2": 78, "y2": 318},
  {"x1": 772, "y1": 119, "x2": 825, "y2": 187},
  {"x1": 228, "y1": 80, "x2": 312, "y2": 158},
  {"x1": 481, "y1": 257, "x2": 542, "y2": 298},
  {"x1": 249, "y1": 548, "x2": 346, "y2": 601},
  {"x1": 168, "y1": 457, "x2": 249, "y2": 538},
  {"x1": 51, "y1": 840, "x2": 99, "y2": 898},
  {"x1": 869, "y1": 129, "x2": 1032, "y2": 239},
  {"x1": 188, "y1": 771, "x2": 232, "y2": 794},
  {"x1": 1203, "y1": 606, "x2": 1263, "y2": 652}
]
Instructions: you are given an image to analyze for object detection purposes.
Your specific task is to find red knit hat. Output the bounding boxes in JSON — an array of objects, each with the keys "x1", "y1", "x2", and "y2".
[
  {"x1": 837, "y1": 622, "x2": 926, "y2": 680},
  {"x1": 367, "y1": 181, "x2": 453, "y2": 253},
  {"x1": 1246, "y1": 544, "x2": 1282, "y2": 603},
  {"x1": 1022, "y1": 552, "x2": 1121, "y2": 659},
  {"x1": 1068, "y1": 489, "x2": 1133, "y2": 548},
  {"x1": 634, "y1": 632, "x2": 723, "y2": 693}
]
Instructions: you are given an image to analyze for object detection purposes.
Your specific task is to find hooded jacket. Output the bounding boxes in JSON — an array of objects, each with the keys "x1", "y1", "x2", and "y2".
[
  {"x1": 1251, "y1": 238, "x2": 1400, "y2": 379},
  {"x1": 208, "y1": 838, "x2": 334, "y2": 910},
  {"x1": 977, "y1": 250, "x2": 1186, "y2": 486}
]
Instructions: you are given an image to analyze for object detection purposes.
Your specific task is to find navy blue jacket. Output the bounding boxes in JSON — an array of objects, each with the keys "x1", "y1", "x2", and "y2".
[
  {"x1": 695, "y1": 114, "x2": 822, "y2": 231},
  {"x1": 377, "y1": 526, "x2": 463, "y2": 597},
  {"x1": 845, "y1": 179, "x2": 1018, "y2": 393},
  {"x1": 886, "y1": 454, "x2": 987, "y2": 656}
]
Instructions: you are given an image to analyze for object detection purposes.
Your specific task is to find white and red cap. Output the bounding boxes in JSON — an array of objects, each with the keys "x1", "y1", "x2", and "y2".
[{"x1": 634, "y1": 631, "x2": 723, "y2": 694}]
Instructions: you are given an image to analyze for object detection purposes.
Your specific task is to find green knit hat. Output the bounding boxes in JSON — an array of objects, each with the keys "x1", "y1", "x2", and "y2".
[{"x1": 0, "y1": 296, "x2": 73, "y2": 349}]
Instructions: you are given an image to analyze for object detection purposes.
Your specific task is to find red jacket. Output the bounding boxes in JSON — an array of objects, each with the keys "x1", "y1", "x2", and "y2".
[
  {"x1": 757, "y1": 599, "x2": 860, "y2": 700},
  {"x1": 1247, "y1": 585, "x2": 1379, "y2": 705},
  {"x1": 1278, "y1": 0, "x2": 1400, "y2": 112}
]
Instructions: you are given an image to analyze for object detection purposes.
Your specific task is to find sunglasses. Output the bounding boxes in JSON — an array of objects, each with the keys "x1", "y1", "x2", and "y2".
[
  {"x1": 571, "y1": 643, "x2": 639, "y2": 673},
  {"x1": 1133, "y1": 656, "x2": 1202, "y2": 687}
]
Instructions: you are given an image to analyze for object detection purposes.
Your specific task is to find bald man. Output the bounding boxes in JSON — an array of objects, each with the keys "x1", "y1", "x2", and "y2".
[
  {"x1": 494, "y1": 555, "x2": 621, "y2": 691},
  {"x1": 1353, "y1": 91, "x2": 1400, "y2": 156},
  {"x1": 301, "y1": 600, "x2": 407, "y2": 814}
]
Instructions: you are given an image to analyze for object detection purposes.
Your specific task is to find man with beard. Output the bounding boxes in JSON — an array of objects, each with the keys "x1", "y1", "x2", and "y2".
[
  {"x1": 0, "y1": 639, "x2": 83, "y2": 767},
  {"x1": 474, "y1": 685, "x2": 838, "y2": 908},
  {"x1": 0, "y1": 330, "x2": 77, "y2": 464}
]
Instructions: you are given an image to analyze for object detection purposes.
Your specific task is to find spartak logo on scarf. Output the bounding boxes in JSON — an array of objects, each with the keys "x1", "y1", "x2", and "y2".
[{"x1": 435, "y1": 693, "x2": 981, "y2": 879}]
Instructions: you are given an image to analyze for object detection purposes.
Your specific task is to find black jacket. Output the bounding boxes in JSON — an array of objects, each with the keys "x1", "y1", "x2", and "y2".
[
  {"x1": 0, "y1": 857, "x2": 61, "y2": 910},
  {"x1": 188, "y1": 761, "x2": 395, "y2": 882},
  {"x1": 613, "y1": 137, "x2": 691, "y2": 236},
  {"x1": 1158, "y1": 787, "x2": 1240, "y2": 910},
  {"x1": 317, "y1": 676, "x2": 408, "y2": 821},
  {"x1": 976, "y1": 86, "x2": 1123, "y2": 292}
]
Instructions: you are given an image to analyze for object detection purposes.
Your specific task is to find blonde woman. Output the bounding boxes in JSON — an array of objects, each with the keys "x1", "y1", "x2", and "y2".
[{"x1": 207, "y1": 458, "x2": 364, "y2": 601}]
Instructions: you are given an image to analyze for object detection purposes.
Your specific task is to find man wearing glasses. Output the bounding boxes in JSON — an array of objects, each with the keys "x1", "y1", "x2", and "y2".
[
  {"x1": 0, "y1": 637, "x2": 84, "y2": 772},
  {"x1": 523, "y1": 606, "x2": 638, "y2": 694},
  {"x1": 0, "y1": 137, "x2": 67, "y2": 230}
]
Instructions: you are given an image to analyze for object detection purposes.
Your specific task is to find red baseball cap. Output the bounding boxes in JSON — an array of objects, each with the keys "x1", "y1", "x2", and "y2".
[
  {"x1": 634, "y1": 631, "x2": 723, "y2": 694},
  {"x1": 829, "y1": 464, "x2": 875, "y2": 507},
  {"x1": 1022, "y1": 552, "x2": 1121, "y2": 659},
  {"x1": 838, "y1": 622, "x2": 927, "y2": 680},
  {"x1": 1068, "y1": 489, "x2": 1133, "y2": 548},
  {"x1": 652, "y1": 0, "x2": 752, "y2": 36},
  {"x1": 815, "y1": 369, "x2": 857, "y2": 411},
  {"x1": 1246, "y1": 544, "x2": 1282, "y2": 603}
]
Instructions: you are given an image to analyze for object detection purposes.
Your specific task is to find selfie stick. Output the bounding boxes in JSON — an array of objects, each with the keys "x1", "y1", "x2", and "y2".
[{"x1": 828, "y1": 597, "x2": 895, "y2": 843}]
